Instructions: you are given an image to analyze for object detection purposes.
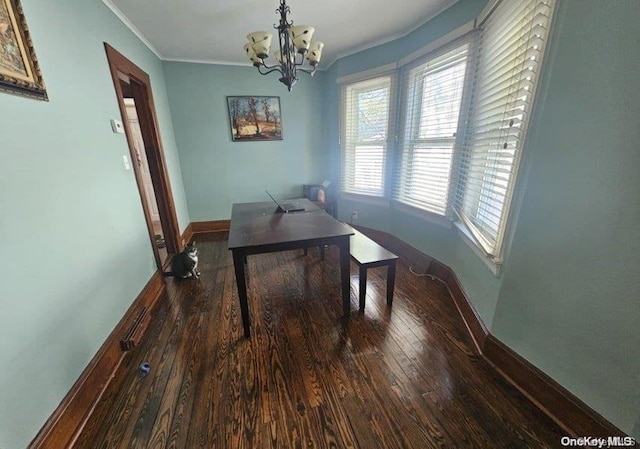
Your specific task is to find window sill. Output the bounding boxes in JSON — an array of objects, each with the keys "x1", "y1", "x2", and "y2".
[
  {"x1": 455, "y1": 222, "x2": 502, "y2": 277},
  {"x1": 339, "y1": 191, "x2": 390, "y2": 207},
  {"x1": 391, "y1": 201, "x2": 453, "y2": 230}
]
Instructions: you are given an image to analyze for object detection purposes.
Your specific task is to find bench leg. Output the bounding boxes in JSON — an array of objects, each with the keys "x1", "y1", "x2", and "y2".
[
  {"x1": 303, "y1": 248, "x2": 308, "y2": 256},
  {"x1": 359, "y1": 265, "x2": 367, "y2": 312},
  {"x1": 320, "y1": 245, "x2": 326, "y2": 260},
  {"x1": 338, "y1": 237, "x2": 351, "y2": 320},
  {"x1": 387, "y1": 260, "x2": 396, "y2": 306}
]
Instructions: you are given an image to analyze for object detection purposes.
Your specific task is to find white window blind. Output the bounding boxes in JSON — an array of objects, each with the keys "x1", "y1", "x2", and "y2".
[
  {"x1": 341, "y1": 76, "x2": 393, "y2": 196},
  {"x1": 394, "y1": 43, "x2": 470, "y2": 215},
  {"x1": 455, "y1": 0, "x2": 555, "y2": 257}
]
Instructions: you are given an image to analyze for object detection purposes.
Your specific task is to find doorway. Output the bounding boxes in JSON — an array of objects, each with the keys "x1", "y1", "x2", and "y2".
[
  {"x1": 122, "y1": 94, "x2": 168, "y2": 262},
  {"x1": 104, "y1": 43, "x2": 181, "y2": 270}
]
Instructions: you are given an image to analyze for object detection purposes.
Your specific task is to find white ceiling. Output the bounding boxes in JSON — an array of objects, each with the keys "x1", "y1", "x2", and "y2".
[{"x1": 104, "y1": 0, "x2": 459, "y2": 68}]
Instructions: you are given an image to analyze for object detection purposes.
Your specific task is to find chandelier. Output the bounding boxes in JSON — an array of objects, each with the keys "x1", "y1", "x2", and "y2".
[{"x1": 244, "y1": 0, "x2": 324, "y2": 91}]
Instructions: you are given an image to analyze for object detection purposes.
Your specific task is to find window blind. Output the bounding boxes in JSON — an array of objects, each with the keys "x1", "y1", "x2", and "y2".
[
  {"x1": 394, "y1": 43, "x2": 471, "y2": 215},
  {"x1": 341, "y1": 76, "x2": 393, "y2": 196},
  {"x1": 455, "y1": 0, "x2": 555, "y2": 257}
]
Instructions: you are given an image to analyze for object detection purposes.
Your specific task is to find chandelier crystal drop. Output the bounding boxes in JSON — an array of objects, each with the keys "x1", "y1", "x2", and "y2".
[{"x1": 244, "y1": 0, "x2": 324, "y2": 91}]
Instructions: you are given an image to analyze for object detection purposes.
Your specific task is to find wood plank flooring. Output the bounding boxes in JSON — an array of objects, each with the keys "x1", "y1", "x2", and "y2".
[{"x1": 75, "y1": 232, "x2": 565, "y2": 448}]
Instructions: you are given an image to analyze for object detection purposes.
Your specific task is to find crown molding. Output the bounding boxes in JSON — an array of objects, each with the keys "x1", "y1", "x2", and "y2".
[
  {"x1": 102, "y1": 0, "x2": 458, "y2": 72},
  {"x1": 323, "y1": 0, "x2": 458, "y2": 70},
  {"x1": 101, "y1": 0, "x2": 163, "y2": 59},
  {"x1": 161, "y1": 57, "x2": 254, "y2": 67},
  {"x1": 398, "y1": 20, "x2": 475, "y2": 67},
  {"x1": 161, "y1": 57, "x2": 330, "y2": 73}
]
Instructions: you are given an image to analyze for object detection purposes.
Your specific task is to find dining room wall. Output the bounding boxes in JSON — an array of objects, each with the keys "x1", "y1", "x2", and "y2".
[
  {"x1": 163, "y1": 62, "x2": 328, "y2": 221},
  {"x1": 0, "y1": 0, "x2": 188, "y2": 447}
]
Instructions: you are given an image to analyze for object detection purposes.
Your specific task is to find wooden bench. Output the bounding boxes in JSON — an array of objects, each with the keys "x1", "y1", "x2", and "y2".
[{"x1": 347, "y1": 226, "x2": 399, "y2": 312}]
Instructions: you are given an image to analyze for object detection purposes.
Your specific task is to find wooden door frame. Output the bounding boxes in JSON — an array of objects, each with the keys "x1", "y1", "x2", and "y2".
[{"x1": 104, "y1": 43, "x2": 181, "y2": 269}]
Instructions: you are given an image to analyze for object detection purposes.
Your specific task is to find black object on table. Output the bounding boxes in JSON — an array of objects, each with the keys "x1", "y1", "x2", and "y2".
[{"x1": 228, "y1": 199, "x2": 354, "y2": 338}]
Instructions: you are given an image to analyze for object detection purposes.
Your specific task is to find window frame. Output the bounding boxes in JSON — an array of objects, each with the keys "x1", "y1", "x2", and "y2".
[
  {"x1": 339, "y1": 72, "x2": 397, "y2": 198},
  {"x1": 335, "y1": 1, "x2": 557, "y2": 275},
  {"x1": 393, "y1": 36, "x2": 476, "y2": 218},
  {"x1": 453, "y1": 0, "x2": 557, "y2": 269}
]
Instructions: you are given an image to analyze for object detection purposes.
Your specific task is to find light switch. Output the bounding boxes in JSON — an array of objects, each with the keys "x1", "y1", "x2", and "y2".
[
  {"x1": 111, "y1": 119, "x2": 125, "y2": 134},
  {"x1": 123, "y1": 155, "x2": 131, "y2": 170}
]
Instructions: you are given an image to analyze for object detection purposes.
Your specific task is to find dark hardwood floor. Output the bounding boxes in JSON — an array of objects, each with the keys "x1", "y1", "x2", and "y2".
[{"x1": 75, "y1": 232, "x2": 565, "y2": 448}]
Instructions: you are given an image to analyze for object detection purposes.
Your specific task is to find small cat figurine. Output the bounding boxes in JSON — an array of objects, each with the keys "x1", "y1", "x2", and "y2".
[{"x1": 166, "y1": 241, "x2": 200, "y2": 279}]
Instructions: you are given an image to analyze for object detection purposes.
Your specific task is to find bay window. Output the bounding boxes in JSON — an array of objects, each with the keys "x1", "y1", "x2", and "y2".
[{"x1": 339, "y1": 0, "x2": 555, "y2": 268}]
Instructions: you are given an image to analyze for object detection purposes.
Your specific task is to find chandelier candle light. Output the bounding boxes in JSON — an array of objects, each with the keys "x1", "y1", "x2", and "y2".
[{"x1": 244, "y1": 0, "x2": 324, "y2": 91}]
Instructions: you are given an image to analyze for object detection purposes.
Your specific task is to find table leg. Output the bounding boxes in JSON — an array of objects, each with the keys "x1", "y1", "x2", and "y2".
[
  {"x1": 338, "y1": 236, "x2": 351, "y2": 319},
  {"x1": 387, "y1": 260, "x2": 396, "y2": 306},
  {"x1": 233, "y1": 250, "x2": 251, "y2": 338},
  {"x1": 359, "y1": 265, "x2": 367, "y2": 312}
]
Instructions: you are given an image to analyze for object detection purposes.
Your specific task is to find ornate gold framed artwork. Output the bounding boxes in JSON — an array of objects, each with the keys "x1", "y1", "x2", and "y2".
[{"x1": 0, "y1": 0, "x2": 47, "y2": 100}]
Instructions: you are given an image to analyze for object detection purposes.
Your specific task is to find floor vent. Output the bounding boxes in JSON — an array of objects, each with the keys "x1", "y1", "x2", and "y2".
[{"x1": 120, "y1": 307, "x2": 150, "y2": 351}]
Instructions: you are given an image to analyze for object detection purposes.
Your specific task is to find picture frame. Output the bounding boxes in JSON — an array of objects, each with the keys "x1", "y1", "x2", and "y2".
[
  {"x1": 0, "y1": 0, "x2": 48, "y2": 100},
  {"x1": 227, "y1": 96, "x2": 282, "y2": 142}
]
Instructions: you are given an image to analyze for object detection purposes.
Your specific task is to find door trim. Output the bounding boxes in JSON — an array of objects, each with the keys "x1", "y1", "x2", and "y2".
[{"x1": 104, "y1": 43, "x2": 181, "y2": 268}]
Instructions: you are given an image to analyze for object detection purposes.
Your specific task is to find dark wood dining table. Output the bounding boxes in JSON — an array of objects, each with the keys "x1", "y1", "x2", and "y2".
[{"x1": 228, "y1": 199, "x2": 354, "y2": 338}]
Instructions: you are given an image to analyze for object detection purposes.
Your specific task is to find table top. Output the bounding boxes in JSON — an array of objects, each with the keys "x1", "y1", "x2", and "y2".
[{"x1": 228, "y1": 199, "x2": 353, "y2": 250}]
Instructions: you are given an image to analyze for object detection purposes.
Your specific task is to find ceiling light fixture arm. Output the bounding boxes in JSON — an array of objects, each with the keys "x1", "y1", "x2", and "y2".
[{"x1": 256, "y1": 63, "x2": 284, "y2": 77}]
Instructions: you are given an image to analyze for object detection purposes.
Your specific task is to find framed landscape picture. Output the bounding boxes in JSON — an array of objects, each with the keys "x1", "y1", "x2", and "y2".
[
  {"x1": 0, "y1": 0, "x2": 48, "y2": 100},
  {"x1": 227, "y1": 96, "x2": 282, "y2": 142}
]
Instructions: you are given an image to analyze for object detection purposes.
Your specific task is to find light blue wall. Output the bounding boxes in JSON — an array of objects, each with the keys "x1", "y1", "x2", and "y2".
[
  {"x1": 324, "y1": 0, "x2": 640, "y2": 438},
  {"x1": 2, "y1": 0, "x2": 637, "y2": 446},
  {"x1": 323, "y1": 0, "x2": 501, "y2": 325},
  {"x1": 492, "y1": 1, "x2": 640, "y2": 436},
  {"x1": 0, "y1": 0, "x2": 188, "y2": 447},
  {"x1": 162, "y1": 62, "x2": 327, "y2": 221}
]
